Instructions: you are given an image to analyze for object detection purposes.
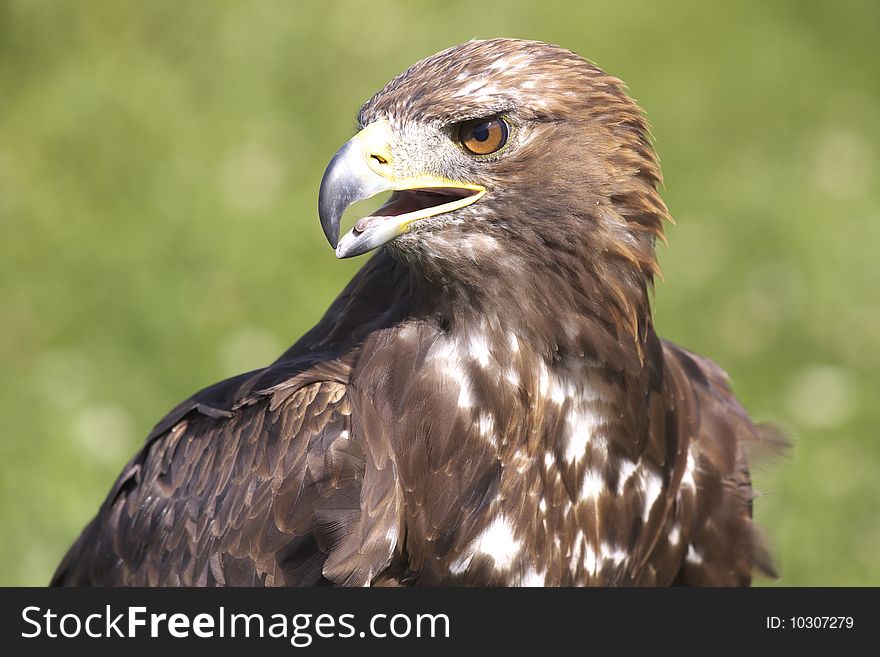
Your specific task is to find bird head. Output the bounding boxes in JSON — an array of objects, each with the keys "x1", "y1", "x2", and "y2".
[{"x1": 319, "y1": 39, "x2": 668, "y2": 277}]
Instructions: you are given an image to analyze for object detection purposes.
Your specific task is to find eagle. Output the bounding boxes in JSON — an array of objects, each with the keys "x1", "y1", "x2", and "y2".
[{"x1": 52, "y1": 38, "x2": 779, "y2": 587}]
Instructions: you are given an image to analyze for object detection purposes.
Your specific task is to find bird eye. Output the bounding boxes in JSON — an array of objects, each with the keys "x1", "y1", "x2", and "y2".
[{"x1": 458, "y1": 117, "x2": 509, "y2": 156}]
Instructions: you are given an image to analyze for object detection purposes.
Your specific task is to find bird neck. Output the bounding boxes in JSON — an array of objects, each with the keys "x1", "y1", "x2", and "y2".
[{"x1": 391, "y1": 242, "x2": 654, "y2": 376}]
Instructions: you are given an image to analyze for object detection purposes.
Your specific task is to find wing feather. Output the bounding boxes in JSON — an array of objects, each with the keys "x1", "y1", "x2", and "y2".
[
  {"x1": 51, "y1": 358, "x2": 400, "y2": 587},
  {"x1": 660, "y1": 340, "x2": 785, "y2": 586}
]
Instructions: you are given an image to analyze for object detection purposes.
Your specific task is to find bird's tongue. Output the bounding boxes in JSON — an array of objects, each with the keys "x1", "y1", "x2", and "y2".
[{"x1": 354, "y1": 215, "x2": 390, "y2": 234}]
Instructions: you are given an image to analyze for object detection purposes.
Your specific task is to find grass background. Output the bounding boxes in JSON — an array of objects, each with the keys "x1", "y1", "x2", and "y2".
[{"x1": 1, "y1": 0, "x2": 878, "y2": 586}]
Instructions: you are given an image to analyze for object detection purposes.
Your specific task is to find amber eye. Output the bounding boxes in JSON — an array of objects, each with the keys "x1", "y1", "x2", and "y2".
[{"x1": 458, "y1": 117, "x2": 509, "y2": 156}]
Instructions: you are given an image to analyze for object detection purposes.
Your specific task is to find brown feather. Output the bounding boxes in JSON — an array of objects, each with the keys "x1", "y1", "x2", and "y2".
[{"x1": 52, "y1": 38, "x2": 778, "y2": 588}]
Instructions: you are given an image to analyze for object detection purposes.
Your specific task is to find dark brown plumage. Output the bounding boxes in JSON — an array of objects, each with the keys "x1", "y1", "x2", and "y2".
[{"x1": 52, "y1": 39, "x2": 779, "y2": 587}]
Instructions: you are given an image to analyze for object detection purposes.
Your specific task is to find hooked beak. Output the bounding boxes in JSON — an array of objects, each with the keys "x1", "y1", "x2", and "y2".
[{"x1": 318, "y1": 119, "x2": 485, "y2": 258}]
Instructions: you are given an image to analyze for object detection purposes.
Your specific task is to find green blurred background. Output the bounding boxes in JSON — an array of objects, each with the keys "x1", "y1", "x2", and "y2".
[{"x1": 1, "y1": 0, "x2": 878, "y2": 586}]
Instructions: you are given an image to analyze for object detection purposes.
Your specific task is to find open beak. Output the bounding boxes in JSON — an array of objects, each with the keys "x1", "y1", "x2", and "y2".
[{"x1": 318, "y1": 119, "x2": 485, "y2": 258}]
